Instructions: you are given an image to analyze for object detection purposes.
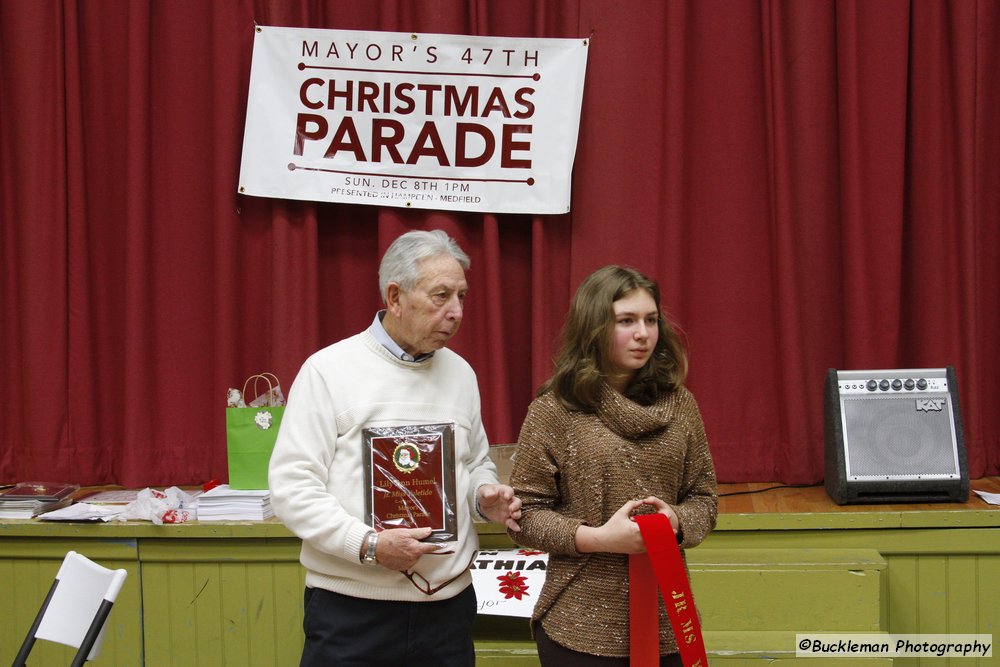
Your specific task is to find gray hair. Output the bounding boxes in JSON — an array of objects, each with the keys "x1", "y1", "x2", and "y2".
[{"x1": 378, "y1": 229, "x2": 471, "y2": 301}]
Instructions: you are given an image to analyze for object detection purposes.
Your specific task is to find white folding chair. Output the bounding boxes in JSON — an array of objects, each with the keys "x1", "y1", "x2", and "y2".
[{"x1": 12, "y1": 550, "x2": 128, "y2": 667}]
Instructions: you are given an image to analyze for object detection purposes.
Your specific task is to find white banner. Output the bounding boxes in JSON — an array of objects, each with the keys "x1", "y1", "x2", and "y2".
[
  {"x1": 471, "y1": 548, "x2": 548, "y2": 617},
  {"x1": 239, "y1": 26, "x2": 589, "y2": 214}
]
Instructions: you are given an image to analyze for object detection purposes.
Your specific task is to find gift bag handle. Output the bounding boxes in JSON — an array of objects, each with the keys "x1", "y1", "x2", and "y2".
[{"x1": 242, "y1": 372, "x2": 281, "y2": 407}]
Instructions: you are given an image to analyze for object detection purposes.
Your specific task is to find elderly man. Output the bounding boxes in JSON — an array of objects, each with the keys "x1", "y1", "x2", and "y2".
[{"x1": 269, "y1": 229, "x2": 521, "y2": 667}]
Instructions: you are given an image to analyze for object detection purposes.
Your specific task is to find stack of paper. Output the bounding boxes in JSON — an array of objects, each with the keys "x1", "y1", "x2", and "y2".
[
  {"x1": 0, "y1": 482, "x2": 79, "y2": 519},
  {"x1": 197, "y1": 484, "x2": 273, "y2": 521},
  {"x1": 38, "y1": 503, "x2": 125, "y2": 522}
]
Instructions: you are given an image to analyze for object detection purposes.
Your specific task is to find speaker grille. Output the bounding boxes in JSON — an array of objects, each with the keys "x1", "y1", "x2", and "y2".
[{"x1": 842, "y1": 394, "x2": 959, "y2": 479}]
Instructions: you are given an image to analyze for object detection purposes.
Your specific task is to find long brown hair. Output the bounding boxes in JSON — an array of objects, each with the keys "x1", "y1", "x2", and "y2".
[{"x1": 540, "y1": 265, "x2": 688, "y2": 411}]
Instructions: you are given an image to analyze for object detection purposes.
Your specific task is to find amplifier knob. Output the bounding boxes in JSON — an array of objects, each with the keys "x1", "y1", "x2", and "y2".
[
  {"x1": 879, "y1": 379, "x2": 890, "y2": 391},
  {"x1": 917, "y1": 378, "x2": 928, "y2": 390},
  {"x1": 866, "y1": 380, "x2": 878, "y2": 391},
  {"x1": 891, "y1": 379, "x2": 903, "y2": 390},
  {"x1": 904, "y1": 378, "x2": 915, "y2": 390}
]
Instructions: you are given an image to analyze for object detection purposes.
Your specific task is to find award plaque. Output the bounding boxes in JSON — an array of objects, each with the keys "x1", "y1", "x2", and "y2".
[{"x1": 362, "y1": 422, "x2": 457, "y2": 542}]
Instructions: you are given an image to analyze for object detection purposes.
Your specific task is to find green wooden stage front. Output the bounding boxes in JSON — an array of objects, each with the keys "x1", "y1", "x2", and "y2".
[{"x1": 1, "y1": 479, "x2": 998, "y2": 666}]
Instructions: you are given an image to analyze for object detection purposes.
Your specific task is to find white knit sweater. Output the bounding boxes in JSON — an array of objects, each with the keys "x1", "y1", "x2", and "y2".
[{"x1": 268, "y1": 328, "x2": 499, "y2": 601}]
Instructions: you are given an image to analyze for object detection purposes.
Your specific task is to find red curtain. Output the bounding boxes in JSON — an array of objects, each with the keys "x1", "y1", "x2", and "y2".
[{"x1": 2, "y1": 0, "x2": 998, "y2": 487}]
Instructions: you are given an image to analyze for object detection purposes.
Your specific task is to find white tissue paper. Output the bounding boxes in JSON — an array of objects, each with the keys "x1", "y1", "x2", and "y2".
[{"x1": 118, "y1": 486, "x2": 198, "y2": 524}]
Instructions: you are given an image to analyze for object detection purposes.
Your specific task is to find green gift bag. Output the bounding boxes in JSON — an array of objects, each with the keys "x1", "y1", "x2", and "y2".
[{"x1": 226, "y1": 373, "x2": 285, "y2": 490}]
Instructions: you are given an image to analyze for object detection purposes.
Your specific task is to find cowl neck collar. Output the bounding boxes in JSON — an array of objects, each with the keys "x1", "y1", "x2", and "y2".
[{"x1": 594, "y1": 382, "x2": 674, "y2": 439}]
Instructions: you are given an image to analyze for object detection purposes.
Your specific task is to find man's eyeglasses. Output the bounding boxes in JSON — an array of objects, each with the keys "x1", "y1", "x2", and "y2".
[{"x1": 401, "y1": 551, "x2": 477, "y2": 596}]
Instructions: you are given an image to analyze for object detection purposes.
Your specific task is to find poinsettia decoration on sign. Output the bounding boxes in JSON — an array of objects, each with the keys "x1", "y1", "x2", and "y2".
[{"x1": 497, "y1": 571, "x2": 530, "y2": 600}]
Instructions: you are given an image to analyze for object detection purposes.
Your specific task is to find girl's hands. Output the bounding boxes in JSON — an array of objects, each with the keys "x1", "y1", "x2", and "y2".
[
  {"x1": 575, "y1": 496, "x2": 679, "y2": 554},
  {"x1": 636, "y1": 495, "x2": 680, "y2": 535}
]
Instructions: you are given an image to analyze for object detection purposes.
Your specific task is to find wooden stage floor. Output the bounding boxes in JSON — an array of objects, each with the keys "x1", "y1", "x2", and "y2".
[{"x1": 716, "y1": 476, "x2": 1000, "y2": 515}]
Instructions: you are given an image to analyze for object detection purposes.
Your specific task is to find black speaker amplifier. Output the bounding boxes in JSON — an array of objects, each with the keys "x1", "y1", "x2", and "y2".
[{"x1": 824, "y1": 367, "x2": 969, "y2": 504}]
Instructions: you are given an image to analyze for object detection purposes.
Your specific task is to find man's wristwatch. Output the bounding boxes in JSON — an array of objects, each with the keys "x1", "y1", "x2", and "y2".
[{"x1": 361, "y1": 530, "x2": 379, "y2": 565}]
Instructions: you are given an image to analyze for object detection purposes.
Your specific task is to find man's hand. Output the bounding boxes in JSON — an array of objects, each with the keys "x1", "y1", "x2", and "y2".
[
  {"x1": 373, "y1": 527, "x2": 443, "y2": 570},
  {"x1": 477, "y1": 483, "x2": 522, "y2": 532}
]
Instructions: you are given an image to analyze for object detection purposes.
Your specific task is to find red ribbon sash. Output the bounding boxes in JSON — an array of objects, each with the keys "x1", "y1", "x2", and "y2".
[{"x1": 629, "y1": 513, "x2": 708, "y2": 667}]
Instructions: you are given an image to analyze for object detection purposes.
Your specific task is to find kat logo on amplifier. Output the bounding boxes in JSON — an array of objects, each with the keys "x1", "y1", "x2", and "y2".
[{"x1": 916, "y1": 398, "x2": 946, "y2": 412}]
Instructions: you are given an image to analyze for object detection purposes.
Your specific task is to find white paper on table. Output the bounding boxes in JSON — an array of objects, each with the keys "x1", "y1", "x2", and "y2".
[
  {"x1": 38, "y1": 503, "x2": 125, "y2": 522},
  {"x1": 973, "y1": 489, "x2": 1000, "y2": 506}
]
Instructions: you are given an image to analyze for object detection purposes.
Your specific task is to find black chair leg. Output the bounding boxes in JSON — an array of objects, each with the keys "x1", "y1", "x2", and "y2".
[
  {"x1": 70, "y1": 599, "x2": 115, "y2": 667},
  {"x1": 11, "y1": 578, "x2": 60, "y2": 667}
]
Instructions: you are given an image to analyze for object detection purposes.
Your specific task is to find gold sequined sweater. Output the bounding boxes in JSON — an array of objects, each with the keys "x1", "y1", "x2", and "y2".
[{"x1": 507, "y1": 383, "x2": 718, "y2": 657}]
